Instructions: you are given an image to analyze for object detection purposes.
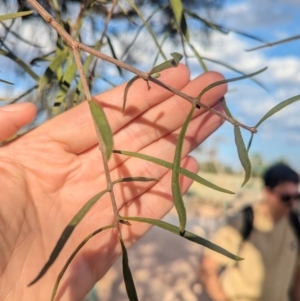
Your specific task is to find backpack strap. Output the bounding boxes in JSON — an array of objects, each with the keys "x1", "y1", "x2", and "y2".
[
  {"x1": 240, "y1": 208, "x2": 300, "y2": 243},
  {"x1": 233, "y1": 206, "x2": 254, "y2": 264},
  {"x1": 289, "y1": 210, "x2": 300, "y2": 247},
  {"x1": 240, "y1": 206, "x2": 254, "y2": 241}
]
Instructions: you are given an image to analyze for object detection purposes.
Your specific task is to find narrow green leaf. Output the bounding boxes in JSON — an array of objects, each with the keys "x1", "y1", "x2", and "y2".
[
  {"x1": 76, "y1": 40, "x2": 103, "y2": 96},
  {"x1": 172, "y1": 104, "x2": 196, "y2": 233},
  {"x1": 106, "y1": 35, "x2": 123, "y2": 76},
  {"x1": 123, "y1": 76, "x2": 139, "y2": 112},
  {"x1": 221, "y1": 97, "x2": 233, "y2": 118},
  {"x1": 120, "y1": 238, "x2": 139, "y2": 301},
  {"x1": 247, "y1": 133, "x2": 255, "y2": 152},
  {"x1": 149, "y1": 52, "x2": 183, "y2": 75},
  {"x1": 180, "y1": 12, "x2": 189, "y2": 41},
  {"x1": 30, "y1": 51, "x2": 56, "y2": 65},
  {"x1": 123, "y1": 217, "x2": 243, "y2": 261},
  {"x1": 113, "y1": 177, "x2": 158, "y2": 184},
  {"x1": 9, "y1": 85, "x2": 38, "y2": 104},
  {"x1": 113, "y1": 150, "x2": 234, "y2": 194},
  {"x1": 226, "y1": 29, "x2": 267, "y2": 44},
  {"x1": 198, "y1": 67, "x2": 267, "y2": 100},
  {"x1": 185, "y1": 9, "x2": 267, "y2": 44},
  {"x1": 184, "y1": 9, "x2": 227, "y2": 33},
  {"x1": 222, "y1": 99, "x2": 251, "y2": 186},
  {"x1": 0, "y1": 49, "x2": 40, "y2": 82},
  {"x1": 126, "y1": 0, "x2": 167, "y2": 60},
  {"x1": 151, "y1": 31, "x2": 170, "y2": 69},
  {"x1": 202, "y1": 57, "x2": 268, "y2": 91},
  {"x1": 50, "y1": 225, "x2": 114, "y2": 301},
  {"x1": 39, "y1": 49, "x2": 69, "y2": 92},
  {"x1": 186, "y1": 42, "x2": 208, "y2": 72},
  {"x1": 234, "y1": 126, "x2": 252, "y2": 186},
  {"x1": 28, "y1": 190, "x2": 108, "y2": 286},
  {"x1": 0, "y1": 78, "x2": 13, "y2": 85},
  {"x1": 0, "y1": 11, "x2": 33, "y2": 22},
  {"x1": 254, "y1": 95, "x2": 300, "y2": 128},
  {"x1": 89, "y1": 100, "x2": 114, "y2": 159},
  {"x1": 121, "y1": 6, "x2": 162, "y2": 61},
  {"x1": 97, "y1": 76, "x2": 117, "y2": 88},
  {"x1": 246, "y1": 34, "x2": 300, "y2": 51},
  {"x1": 170, "y1": 0, "x2": 189, "y2": 41},
  {"x1": 52, "y1": 52, "x2": 78, "y2": 114},
  {"x1": 1, "y1": 22, "x2": 41, "y2": 49},
  {"x1": 170, "y1": 0, "x2": 183, "y2": 27},
  {"x1": 124, "y1": 53, "x2": 183, "y2": 112}
]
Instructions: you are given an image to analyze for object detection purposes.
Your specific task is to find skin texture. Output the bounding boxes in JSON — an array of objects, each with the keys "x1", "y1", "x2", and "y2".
[
  {"x1": 199, "y1": 256, "x2": 230, "y2": 301},
  {"x1": 264, "y1": 182, "x2": 299, "y2": 221},
  {"x1": 0, "y1": 65, "x2": 227, "y2": 301}
]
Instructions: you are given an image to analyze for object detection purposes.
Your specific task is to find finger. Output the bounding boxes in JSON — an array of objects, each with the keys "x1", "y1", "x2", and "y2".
[
  {"x1": 78, "y1": 103, "x2": 224, "y2": 226},
  {"x1": 109, "y1": 103, "x2": 224, "y2": 209},
  {"x1": 62, "y1": 155, "x2": 199, "y2": 294},
  {"x1": 50, "y1": 106, "x2": 223, "y2": 297},
  {"x1": 112, "y1": 71, "x2": 226, "y2": 154},
  {"x1": 29, "y1": 64, "x2": 191, "y2": 153},
  {"x1": 0, "y1": 103, "x2": 36, "y2": 142},
  {"x1": 51, "y1": 104, "x2": 223, "y2": 297},
  {"x1": 77, "y1": 70, "x2": 226, "y2": 174},
  {"x1": 118, "y1": 156, "x2": 199, "y2": 243}
]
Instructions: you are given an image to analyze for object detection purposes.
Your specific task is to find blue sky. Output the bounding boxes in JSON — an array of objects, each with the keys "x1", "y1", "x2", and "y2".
[
  {"x1": 97, "y1": 0, "x2": 300, "y2": 173},
  {"x1": 0, "y1": 0, "x2": 300, "y2": 173},
  {"x1": 186, "y1": 0, "x2": 300, "y2": 172}
]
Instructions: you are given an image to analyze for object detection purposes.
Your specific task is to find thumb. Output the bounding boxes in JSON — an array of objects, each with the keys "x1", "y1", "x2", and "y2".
[{"x1": 0, "y1": 102, "x2": 37, "y2": 142}]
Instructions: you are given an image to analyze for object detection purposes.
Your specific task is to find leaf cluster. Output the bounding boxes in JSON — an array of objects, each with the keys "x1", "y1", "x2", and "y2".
[{"x1": 1, "y1": 1, "x2": 300, "y2": 301}]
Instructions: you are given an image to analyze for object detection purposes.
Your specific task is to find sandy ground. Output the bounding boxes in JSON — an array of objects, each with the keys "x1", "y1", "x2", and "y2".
[
  {"x1": 86, "y1": 209, "x2": 223, "y2": 301},
  {"x1": 82, "y1": 173, "x2": 262, "y2": 301}
]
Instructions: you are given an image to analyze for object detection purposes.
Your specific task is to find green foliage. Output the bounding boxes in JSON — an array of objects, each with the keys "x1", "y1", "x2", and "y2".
[
  {"x1": 89, "y1": 99, "x2": 114, "y2": 159},
  {"x1": 122, "y1": 216, "x2": 243, "y2": 261},
  {"x1": 172, "y1": 104, "x2": 196, "y2": 233},
  {"x1": 28, "y1": 189, "x2": 109, "y2": 286},
  {"x1": 50, "y1": 225, "x2": 114, "y2": 301},
  {"x1": 170, "y1": 0, "x2": 189, "y2": 41},
  {"x1": 246, "y1": 34, "x2": 300, "y2": 51},
  {"x1": 0, "y1": 10, "x2": 33, "y2": 22},
  {"x1": 221, "y1": 98, "x2": 251, "y2": 186},
  {"x1": 120, "y1": 238, "x2": 139, "y2": 301},
  {"x1": 254, "y1": 95, "x2": 300, "y2": 129},
  {"x1": 1, "y1": 1, "x2": 299, "y2": 301},
  {"x1": 123, "y1": 52, "x2": 183, "y2": 112},
  {"x1": 112, "y1": 150, "x2": 235, "y2": 194},
  {"x1": 234, "y1": 125, "x2": 252, "y2": 186}
]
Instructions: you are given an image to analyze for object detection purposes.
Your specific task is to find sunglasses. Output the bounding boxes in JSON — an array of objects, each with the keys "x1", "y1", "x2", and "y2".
[{"x1": 279, "y1": 193, "x2": 300, "y2": 203}]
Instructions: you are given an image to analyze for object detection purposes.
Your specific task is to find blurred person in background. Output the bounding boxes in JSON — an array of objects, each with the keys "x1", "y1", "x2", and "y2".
[{"x1": 199, "y1": 163, "x2": 300, "y2": 301}]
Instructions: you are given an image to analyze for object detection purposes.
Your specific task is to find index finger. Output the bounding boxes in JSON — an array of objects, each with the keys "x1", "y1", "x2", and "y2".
[{"x1": 30, "y1": 64, "x2": 191, "y2": 154}]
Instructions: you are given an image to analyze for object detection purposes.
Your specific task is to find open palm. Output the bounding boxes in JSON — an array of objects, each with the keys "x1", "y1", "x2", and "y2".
[{"x1": 0, "y1": 65, "x2": 226, "y2": 301}]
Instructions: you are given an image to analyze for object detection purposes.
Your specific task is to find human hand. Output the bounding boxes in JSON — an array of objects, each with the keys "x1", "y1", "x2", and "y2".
[{"x1": 0, "y1": 64, "x2": 226, "y2": 301}]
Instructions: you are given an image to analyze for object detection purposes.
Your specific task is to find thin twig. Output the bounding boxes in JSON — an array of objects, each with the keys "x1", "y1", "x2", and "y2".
[
  {"x1": 27, "y1": 0, "x2": 257, "y2": 134},
  {"x1": 70, "y1": 14, "x2": 123, "y2": 236},
  {"x1": 72, "y1": 49, "x2": 92, "y2": 100},
  {"x1": 100, "y1": 0, "x2": 118, "y2": 44},
  {"x1": 148, "y1": 78, "x2": 257, "y2": 133},
  {"x1": 72, "y1": 0, "x2": 88, "y2": 35},
  {"x1": 28, "y1": 0, "x2": 124, "y2": 235},
  {"x1": 89, "y1": 0, "x2": 118, "y2": 81},
  {"x1": 246, "y1": 34, "x2": 300, "y2": 51},
  {"x1": 27, "y1": 0, "x2": 148, "y2": 79}
]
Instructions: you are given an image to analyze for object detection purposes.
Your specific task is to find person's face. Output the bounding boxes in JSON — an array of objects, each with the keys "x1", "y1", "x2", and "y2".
[{"x1": 264, "y1": 181, "x2": 300, "y2": 221}]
